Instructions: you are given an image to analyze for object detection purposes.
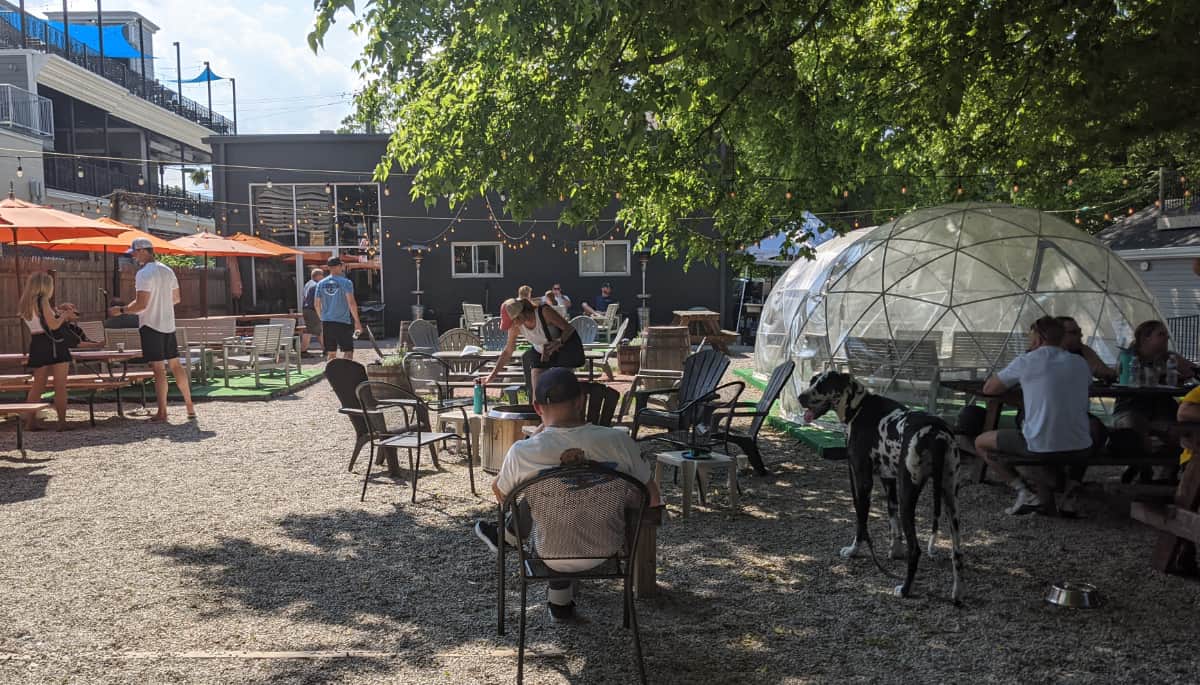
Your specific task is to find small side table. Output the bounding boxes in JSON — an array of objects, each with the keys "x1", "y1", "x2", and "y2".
[
  {"x1": 437, "y1": 411, "x2": 485, "y2": 467},
  {"x1": 654, "y1": 450, "x2": 739, "y2": 518}
]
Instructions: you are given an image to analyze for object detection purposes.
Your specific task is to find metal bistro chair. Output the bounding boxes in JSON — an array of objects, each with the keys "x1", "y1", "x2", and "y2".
[
  {"x1": 408, "y1": 319, "x2": 439, "y2": 353},
  {"x1": 480, "y1": 318, "x2": 507, "y2": 351},
  {"x1": 356, "y1": 381, "x2": 461, "y2": 503},
  {"x1": 404, "y1": 352, "x2": 481, "y2": 494},
  {"x1": 569, "y1": 315, "x2": 599, "y2": 345},
  {"x1": 630, "y1": 348, "x2": 735, "y2": 441},
  {"x1": 439, "y1": 327, "x2": 483, "y2": 352},
  {"x1": 497, "y1": 462, "x2": 651, "y2": 684},
  {"x1": 711, "y1": 360, "x2": 794, "y2": 475}
]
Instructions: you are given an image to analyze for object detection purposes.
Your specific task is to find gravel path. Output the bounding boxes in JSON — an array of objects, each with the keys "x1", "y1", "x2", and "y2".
[{"x1": 2, "y1": 350, "x2": 1199, "y2": 683}]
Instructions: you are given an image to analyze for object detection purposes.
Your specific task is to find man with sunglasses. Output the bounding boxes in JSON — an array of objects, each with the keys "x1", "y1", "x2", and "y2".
[{"x1": 543, "y1": 283, "x2": 571, "y2": 312}]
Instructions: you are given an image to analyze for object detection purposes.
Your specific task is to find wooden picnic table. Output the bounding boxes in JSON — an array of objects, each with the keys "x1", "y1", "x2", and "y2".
[
  {"x1": 670, "y1": 309, "x2": 738, "y2": 352},
  {"x1": 235, "y1": 313, "x2": 303, "y2": 324}
]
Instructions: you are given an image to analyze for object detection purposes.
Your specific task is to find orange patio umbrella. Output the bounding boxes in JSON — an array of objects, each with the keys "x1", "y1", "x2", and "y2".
[
  {"x1": 228, "y1": 233, "x2": 302, "y2": 310},
  {"x1": 25, "y1": 218, "x2": 198, "y2": 306},
  {"x1": 1, "y1": 196, "x2": 126, "y2": 296},
  {"x1": 167, "y1": 232, "x2": 275, "y2": 317}
]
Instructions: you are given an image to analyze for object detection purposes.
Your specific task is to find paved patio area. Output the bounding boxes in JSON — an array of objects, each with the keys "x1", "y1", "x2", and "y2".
[{"x1": 2, "y1": 350, "x2": 1199, "y2": 683}]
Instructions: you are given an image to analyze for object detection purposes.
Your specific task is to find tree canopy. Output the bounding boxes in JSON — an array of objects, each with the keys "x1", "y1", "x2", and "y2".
[{"x1": 310, "y1": 0, "x2": 1200, "y2": 265}]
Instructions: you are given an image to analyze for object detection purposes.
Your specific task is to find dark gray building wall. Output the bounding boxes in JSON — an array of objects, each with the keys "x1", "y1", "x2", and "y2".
[{"x1": 207, "y1": 134, "x2": 728, "y2": 337}]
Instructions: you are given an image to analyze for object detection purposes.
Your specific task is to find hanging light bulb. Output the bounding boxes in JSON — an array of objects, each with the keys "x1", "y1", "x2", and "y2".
[
  {"x1": 1122, "y1": 177, "x2": 1129, "y2": 186},
  {"x1": 266, "y1": 177, "x2": 273, "y2": 189},
  {"x1": 785, "y1": 190, "x2": 792, "y2": 200},
  {"x1": 1067, "y1": 178, "x2": 1074, "y2": 187},
  {"x1": 1074, "y1": 215, "x2": 1081, "y2": 225},
  {"x1": 137, "y1": 173, "x2": 145, "y2": 187},
  {"x1": 384, "y1": 185, "x2": 391, "y2": 197},
  {"x1": 16, "y1": 157, "x2": 23, "y2": 178},
  {"x1": 956, "y1": 184, "x2": 964, "y2": 195},
  {"x1": 1103, "y1": 212, "x2": 1111, "y2": 221},
  {"x1": 559, "y1": 193, "x2": 565, "y2": 202},
  {"x1": 615, "y1": 192, "x2": 621, "y2": 200},
  {"x1": 1012, "y1": 182, "x2": 1020, "y2": 193},
  {"x1": 900, "y1": 185, "x2": 907, "y2": 195},
  {"x1": 76, "y1": 165, "x2": 85, "y2": 179},
  {"x1": 324, "y1": 183, "x2": 332, "y2": 194},
  {"x1": 842, "y1": 189, "x2": 849, "y2": 198},
  {"x1": 1128, "y1": 207, "x2": 1135, "y2": 215}
]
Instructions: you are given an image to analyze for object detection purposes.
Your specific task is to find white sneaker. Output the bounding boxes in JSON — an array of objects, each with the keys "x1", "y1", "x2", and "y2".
[{"x1": 1005, "y1": 488, "x2": 1041, "y2": 516}]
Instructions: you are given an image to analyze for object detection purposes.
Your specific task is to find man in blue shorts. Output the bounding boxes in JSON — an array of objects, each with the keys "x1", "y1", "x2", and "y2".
[{"x1": 313, "y1": 257, "x2": 362, "y2": 361}]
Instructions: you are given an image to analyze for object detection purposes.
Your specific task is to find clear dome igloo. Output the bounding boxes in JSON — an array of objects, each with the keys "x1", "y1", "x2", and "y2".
[{"x1": 754, "y1": 203, "x2": 1163, "y2": 423}]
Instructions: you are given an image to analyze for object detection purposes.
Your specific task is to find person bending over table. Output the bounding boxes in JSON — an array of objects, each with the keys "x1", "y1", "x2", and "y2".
[
  {"x1": 485, "y1": 298, "x2": 583, "y2": 400},
  {"x1": 974, "y1": 316, "x2": 1094, "y2": 515},
  {"x1": 474, "y1": 368, "x2": 660, "y2": 622}
]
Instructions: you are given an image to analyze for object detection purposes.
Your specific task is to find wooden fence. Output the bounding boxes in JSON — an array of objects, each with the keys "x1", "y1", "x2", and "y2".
[{"x1": 0, "y1": 254, "x2": 228, "y2": 353}]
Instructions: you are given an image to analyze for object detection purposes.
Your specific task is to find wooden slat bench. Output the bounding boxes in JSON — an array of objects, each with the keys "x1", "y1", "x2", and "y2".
[
  {"x1": 1130, "y1": 422, "x2": 1200, "y2": 576},
  {"x1": 0, "y1": 373, "x2": 154, "y2": 426},
  {"x1": 1, "y1": 403, "x2": 50, "y2": 458}
]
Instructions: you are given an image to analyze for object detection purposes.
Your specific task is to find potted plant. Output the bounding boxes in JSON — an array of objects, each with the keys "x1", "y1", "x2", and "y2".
[
  {"x1": 366, "y1": 350, "x2": 412, "y2": 390},
  {"x1": 617, "y1": 337, "x2": 641, "y2": 375}
]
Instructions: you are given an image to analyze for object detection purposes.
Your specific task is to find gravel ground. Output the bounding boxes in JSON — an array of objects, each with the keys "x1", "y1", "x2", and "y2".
[{"x1": 2, "y1": 348, "x2": 1199, "y2": 684}]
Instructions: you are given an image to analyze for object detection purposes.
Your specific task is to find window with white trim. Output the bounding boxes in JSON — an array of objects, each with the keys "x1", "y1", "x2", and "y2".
[
  {"x1": 452, "y1": 242, "x2": 504, "y2": 277},
  {"x1": 579, "y1": 240, "x2": 630, "y2": 276}
]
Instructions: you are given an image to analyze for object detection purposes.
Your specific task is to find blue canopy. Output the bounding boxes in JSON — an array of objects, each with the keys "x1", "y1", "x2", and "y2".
[
  {"x1": 746, "y1": 211, "x2": 833, "y2": 265},
  {"x1": 0, "y1": 13, "x2": 149, "y2": 59},
  {"x1": 181, "y1": 66, "x2": 224, "y2": 83}
]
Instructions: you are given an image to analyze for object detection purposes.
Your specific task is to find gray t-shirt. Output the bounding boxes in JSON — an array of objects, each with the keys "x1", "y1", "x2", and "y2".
[{"x1": 997, "y1": 346, "x2": 1092, "y2": 453}]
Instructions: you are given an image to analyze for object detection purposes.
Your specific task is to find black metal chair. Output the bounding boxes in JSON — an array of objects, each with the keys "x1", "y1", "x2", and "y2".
[
  {"x1": 630, "y1": 348, "x2": 737, "y2": 440},
  {"x1": 579, "y1": 381, "x2": 620, "y2": 427},
  {"x1": 497, "y1": 462, "x2": 650, "y2": 684},
  {"x1": 403, "y1": 352, "x2": 481, "y2": 492},
  {"x1": 325, "y1": 358, "x2": 371, "y2": 471},
  {"x1": 355, "y1": 381, "x2": 463, "y2": 503},
  {"x1": 711, "y1": 360, "x2": 795, "y2": 475}
]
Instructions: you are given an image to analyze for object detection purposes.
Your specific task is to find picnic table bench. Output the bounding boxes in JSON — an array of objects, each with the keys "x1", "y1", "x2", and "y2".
[
  {"x1": 1131, "y1": 421, "x2": 1200, "y2": 576},
  {"x1": 1, "y1": 402, "x2": 49, "y2": 457},
  {"x1": 0, "y1": 372, "x2": 154, "y2": 426}
]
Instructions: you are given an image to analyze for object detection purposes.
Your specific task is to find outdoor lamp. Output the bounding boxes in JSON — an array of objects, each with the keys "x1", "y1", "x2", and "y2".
[{"x1": 16, "y1": 157, "x2": 23, "y2": 178}]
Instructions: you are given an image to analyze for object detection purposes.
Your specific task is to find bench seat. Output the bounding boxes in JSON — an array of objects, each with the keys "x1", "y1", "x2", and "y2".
[{"x1": 992, "y1": 449, "x2": 1179, "y2": 468}]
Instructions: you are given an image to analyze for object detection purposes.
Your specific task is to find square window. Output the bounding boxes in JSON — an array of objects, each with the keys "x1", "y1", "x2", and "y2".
[
  {"x1": 452, "y1": 242, "x2": 504, "y2": 278},
  {"x1": 579, "y1": 240, "x2": 630, "y2": 276}
]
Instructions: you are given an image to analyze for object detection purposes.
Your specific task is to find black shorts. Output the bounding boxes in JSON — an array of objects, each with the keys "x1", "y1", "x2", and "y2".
[
  {"x1": 27, "y1": 332, "x2": 72, "y2": 369},
  {"x1": 322, "y1": 321, "x2": 355, "y2": 353},
  {"x1": 139, "y1": 326, "x2": 179, "y2": 362},
  {"x1": 521, "y1": 336, "x2": 585, "y2": 370}
]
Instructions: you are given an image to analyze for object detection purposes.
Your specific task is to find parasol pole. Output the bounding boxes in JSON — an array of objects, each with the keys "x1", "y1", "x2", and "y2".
[{"x1": 202, "y1": 250, "x2": 209, "y2": 318}]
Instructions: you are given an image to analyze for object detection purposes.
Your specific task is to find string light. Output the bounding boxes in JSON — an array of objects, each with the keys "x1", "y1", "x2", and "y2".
[
  {"x1": 324, "y1": 182, "x2": 332, "y2": 194},
  {"x1": 15, "y1": 157, "x2": 22, "y2": 178},
  {"x1": 1011, "y1": 182, "x2": 1020, "y2": 193},
  {"x1": 137, "y1": 173, "x2": 145, "y2": 187},
  {"x1": 1067, "y1": 178, "x2": 1074, "y2": 187},
  {"x1": 76, "y1": 165, "x2": 84, "y2": 179},
  {"x1": 266, "y1": 177, "x2": 273, "y2": 189},
  {"x1": 785, "y1": 190, "x2": 792, "y2": 200},
  {"x1": 900, "y1": 185, "x2": 907, "y2": 195},
  {"x1": 842, "y1": 189, "x2": 849, "y2": 198}
]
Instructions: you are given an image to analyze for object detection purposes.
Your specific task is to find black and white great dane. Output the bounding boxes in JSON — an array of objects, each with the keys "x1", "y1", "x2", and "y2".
[{"x1": 799, "y1": 370, "x2": 964, "y2": 603}]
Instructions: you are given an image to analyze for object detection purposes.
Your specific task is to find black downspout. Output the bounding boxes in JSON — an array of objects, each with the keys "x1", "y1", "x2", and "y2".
[
  {"x1": 62, "y1": 0, "x2": 69, "y2": 61},
  {"x1": 231, "y1": 78, "x2": 237, "y2": 134},
  {"x1": 18, "y1": 0, "x2": 26, "y2": 48},
  {"x1": 137, "y1": 18, "x2": 146, "y2": 97},
  {"x1": 68, "y1": 98, "x2": 77, "y2": 192}
]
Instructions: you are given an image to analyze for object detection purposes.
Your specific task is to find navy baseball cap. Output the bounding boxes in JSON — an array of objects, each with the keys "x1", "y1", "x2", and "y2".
[{"x1": 534, "y1": 367, "x2": 581, "y2": 405}]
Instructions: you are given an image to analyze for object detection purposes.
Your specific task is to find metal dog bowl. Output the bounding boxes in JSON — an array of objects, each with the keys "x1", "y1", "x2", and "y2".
[{"x1": 1045, "y1": 581, "x2": 1101, "y2": 608}]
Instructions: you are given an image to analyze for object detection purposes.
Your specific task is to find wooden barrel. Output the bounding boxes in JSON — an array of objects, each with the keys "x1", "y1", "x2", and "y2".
[
  {"x1": 639, "y1": 326, "x2": 690, "y2": 372},
  {"x1": 481, "y1": 405, "x2": 540, "y2": 473},
  {"x1": 618, "y1": 343, "x2": 642, "y2": 375}
]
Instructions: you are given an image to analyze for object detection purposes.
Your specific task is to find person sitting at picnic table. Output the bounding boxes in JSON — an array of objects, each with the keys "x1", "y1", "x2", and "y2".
[
  {"x1": 474, "y1": 368, "x2": 660, "y2": 621},
  {"x1": 1056, "y1": 316, "x2": 1118, "y2": 382},
  {"x1": 484, "y1": 298, "x2": 583, "y2": 400},
  {"x1": 19, "y1": 272, "x2": 77, "y2": 431},
  {"x1": 975, "y1": 316, "x2": 1094, "y2": 515},
  {"x1": 301, "y1": 268, "x2": 325, "y2": 354},
  {"x1": 1114, "y1": 320, "x2": 1195, "y2": 439},
  {"x1": 543, "y1": 283, "x2": 571, "y2": 311},
  {"x1": 581, "y1": 282, "x2": 616, "y2": 317}
]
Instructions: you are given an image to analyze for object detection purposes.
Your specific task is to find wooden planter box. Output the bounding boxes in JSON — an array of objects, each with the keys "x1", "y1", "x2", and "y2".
[{"x1": 617, "y1": 344, "x2": 641, "y2": 375}]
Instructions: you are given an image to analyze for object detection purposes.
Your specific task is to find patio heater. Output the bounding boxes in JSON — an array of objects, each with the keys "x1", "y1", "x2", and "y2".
[
  {"x1": 408, "y1": 244, "x2": 430, "y2": 321},
  {"x1": 636, "y1": 251, "x2": 651, "y2": 334}
]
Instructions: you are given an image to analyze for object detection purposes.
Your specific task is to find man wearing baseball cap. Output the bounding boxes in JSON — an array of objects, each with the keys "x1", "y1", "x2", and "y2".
[
  {"x1": 313, "y1": 256, "x2": 362, "y2": 361},
  {"x1": 109, "y1": 237, "x2": 195, "y2": 421},
  {"x1": 475, "y1": 367, "x2": 660, "y2": 621},
  {"x1": 581, "y1": 281, "x2": 617, "y2": 317}
]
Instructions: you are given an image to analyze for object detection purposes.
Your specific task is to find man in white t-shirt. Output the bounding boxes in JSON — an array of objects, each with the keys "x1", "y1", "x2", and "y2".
[
  {"x1": 975, "y1": 316, "x2": 1092, "y2": 514},
  {"x1": 475, "y1": 368, "x2": 660, "y2": 621},
  {"x1": 109, "y1": 238, "x2": 195, "y2": 422}
]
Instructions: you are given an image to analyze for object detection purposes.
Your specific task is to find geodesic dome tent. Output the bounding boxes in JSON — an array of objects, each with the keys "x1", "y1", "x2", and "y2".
[{"x1": 754, "y1": 203, "x2": 1163, "y2": 423}]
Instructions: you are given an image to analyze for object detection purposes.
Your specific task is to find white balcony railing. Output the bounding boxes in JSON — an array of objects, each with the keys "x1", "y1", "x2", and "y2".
[{"x1": 0, "y1": 83, "x2": 53, "y2": 137}]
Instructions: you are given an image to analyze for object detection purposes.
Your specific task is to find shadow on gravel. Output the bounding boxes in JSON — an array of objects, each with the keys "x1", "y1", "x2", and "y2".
[
  {"x1": 0, "y1": 462, "x2": 50, "y2": 504},
  {"x1": 150, "y1": 503, "x2": 779, "y2": 684}
]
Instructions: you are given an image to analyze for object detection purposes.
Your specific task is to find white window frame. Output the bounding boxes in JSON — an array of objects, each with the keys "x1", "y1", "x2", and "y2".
[
  {"x1": 578, "y1": 240, "x2": 631, "y2": 277},
  {"x1": 451, "y1": 241, "x2": 505, "y2": 278}
]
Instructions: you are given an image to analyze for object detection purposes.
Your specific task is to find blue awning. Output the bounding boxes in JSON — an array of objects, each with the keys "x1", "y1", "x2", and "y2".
[
  {"x1": 181, "y1": 66, "x2": 224, "y2": 83},
  {"x1": 0, "y1": 13, "x2": 149, "y2": 59}
]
